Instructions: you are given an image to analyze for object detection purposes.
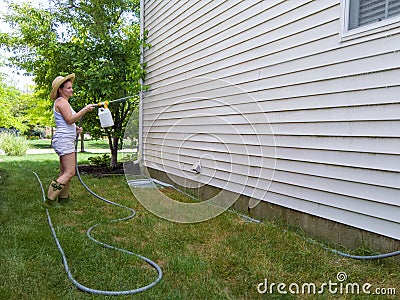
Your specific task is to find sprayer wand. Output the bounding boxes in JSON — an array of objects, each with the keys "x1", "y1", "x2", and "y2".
[
  {"x1": 95, "y1": 95, "x2": 138, "y2": 128},
  {"x1": 97, "y1": 95, "x2": 138, "y2": 108}
]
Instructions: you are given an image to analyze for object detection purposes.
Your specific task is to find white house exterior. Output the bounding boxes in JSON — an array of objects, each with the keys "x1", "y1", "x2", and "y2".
[{"x1": 139, "y1": 0, "x2": 400, "y2": 242}]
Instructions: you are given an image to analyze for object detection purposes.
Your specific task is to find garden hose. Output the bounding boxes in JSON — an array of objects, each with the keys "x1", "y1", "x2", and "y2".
[
  {"x1": 32, "y1": 171, "x2": 162, "y2": 295},
  {"x1": 33, "y1": 87, "x2": 398, "y2": 297},
  {"x1": 73, "y1": 133, "x2": 163, "y2": 295},
  {"x1": 31, "y1": 127, "x2": 162, "y2": 296},
  {"x1": 150, "y1": 176, "x2": 400, "y2": 260}
]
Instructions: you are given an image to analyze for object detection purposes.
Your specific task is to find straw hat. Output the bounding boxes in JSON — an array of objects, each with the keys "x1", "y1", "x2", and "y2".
[{"x1": 50, "y1": 73, "x2": 75, "y2": 100}]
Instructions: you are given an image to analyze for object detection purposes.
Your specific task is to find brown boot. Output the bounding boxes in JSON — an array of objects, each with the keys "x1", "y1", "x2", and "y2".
[
  {"x1": 58, "y1": 181, "x2": 70, "y2": 205},
  {"x1": 44, "y1": 180, "x2": 66, "y2": 207}
]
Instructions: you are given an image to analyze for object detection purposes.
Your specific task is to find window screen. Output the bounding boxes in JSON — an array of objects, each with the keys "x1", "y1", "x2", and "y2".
[{"x1": 348, "y1": 0, "x2": 400, "y2": 30}]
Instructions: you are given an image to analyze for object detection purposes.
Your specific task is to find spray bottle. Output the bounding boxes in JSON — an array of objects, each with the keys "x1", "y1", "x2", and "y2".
[{"x1": 97, "y1": 101, "x2": 114, "y2": 128}]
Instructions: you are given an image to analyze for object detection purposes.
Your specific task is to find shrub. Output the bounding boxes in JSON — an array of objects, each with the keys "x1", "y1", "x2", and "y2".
[
  {"x1": 0, "y1": 133, "x2": 30, "y2": 156},
  {"x1": 88, "y1": 153, "x2": 111, "y2": 167}
]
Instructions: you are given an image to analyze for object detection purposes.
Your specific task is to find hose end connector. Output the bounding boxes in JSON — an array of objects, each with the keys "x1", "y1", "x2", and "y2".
[{"x1": 97, "y1": 101, "x2": 109, "y2": 109}]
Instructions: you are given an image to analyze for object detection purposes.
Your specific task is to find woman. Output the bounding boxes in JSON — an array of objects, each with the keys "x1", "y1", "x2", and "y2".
[{"x1": 46, "y1": 73, "x2": 95, "y2": 206}]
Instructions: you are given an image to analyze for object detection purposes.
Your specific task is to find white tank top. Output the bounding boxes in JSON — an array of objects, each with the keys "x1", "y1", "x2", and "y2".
[{"x1": 53, "y1": 98, "x2": 76, "y2": 139}]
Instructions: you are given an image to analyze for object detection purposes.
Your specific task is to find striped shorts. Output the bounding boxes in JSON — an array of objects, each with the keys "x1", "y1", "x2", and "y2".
[{"x1": 52, "y1": 136, "x2": 76, "y2": 157}]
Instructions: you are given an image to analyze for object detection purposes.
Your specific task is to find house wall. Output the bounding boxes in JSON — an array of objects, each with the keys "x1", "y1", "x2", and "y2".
[{"x1": 140, "y1": 0, "x2": 400, "y2": 241}]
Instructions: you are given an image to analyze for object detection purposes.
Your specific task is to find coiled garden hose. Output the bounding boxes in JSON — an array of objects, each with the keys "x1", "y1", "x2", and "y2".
[{"x1": 31, "y1": 130, "x2": 162, "y2": 295}]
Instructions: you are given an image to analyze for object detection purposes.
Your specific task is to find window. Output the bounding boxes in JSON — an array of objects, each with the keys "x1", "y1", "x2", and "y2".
[{"x1": 348, "y1": 0, "x2": 400, "y2": 30}]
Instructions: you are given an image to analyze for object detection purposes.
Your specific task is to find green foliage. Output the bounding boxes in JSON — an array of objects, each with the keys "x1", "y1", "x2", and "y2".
[
  {"x1": 0, "y1": 132, "x2": 30, "y2": 156},
  {"x1": 88, "y1": 153, "x2": 111, "y2": 167},
  {"x1": 0, "y1": 0, "x2": 147, "y2": 167},
  {"x1": 0, "y1": 72, "x2": 40, "y2": 132},
  {"x1": 25, "y1": 90, "x2": 53, "y2": 128}
]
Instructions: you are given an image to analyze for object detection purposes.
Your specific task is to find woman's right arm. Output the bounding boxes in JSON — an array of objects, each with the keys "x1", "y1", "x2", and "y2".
[{"x1": 57, "y1": 100, "x2": 95, "y2": 125}]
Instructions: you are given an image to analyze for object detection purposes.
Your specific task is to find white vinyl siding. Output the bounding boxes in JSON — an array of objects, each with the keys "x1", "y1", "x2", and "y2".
[{"x1": 141, "y1": 0, "x2": 400, "y2": 239}]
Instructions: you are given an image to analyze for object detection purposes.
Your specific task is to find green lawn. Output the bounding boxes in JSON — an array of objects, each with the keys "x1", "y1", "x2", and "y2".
[{"x1": 0, "y1": 154, "x2": 399, "y2": 299}]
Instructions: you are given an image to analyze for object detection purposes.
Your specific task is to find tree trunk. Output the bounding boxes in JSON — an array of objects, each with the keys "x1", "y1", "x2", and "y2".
[
  {"x1": 80, "y1": 132, "x2": 85, "y2": 152},
  {"x1": 108, "y1": 133, "x2": 119, "y2": 168},
  {"x1": 111, "y1": 140, "x2": 118, "y2": 168},
  {"x1": 112, "y1": 135, "x2": 119, "y2": 168}
]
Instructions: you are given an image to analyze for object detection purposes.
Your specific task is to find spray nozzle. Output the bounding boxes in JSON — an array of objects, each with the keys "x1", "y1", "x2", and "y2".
[
  {"x1": 98, "y1": 102, "x2": 114, "y2": 128},
  {"x1": 97, "y1": 101, "x2": 109, "y2": 109}
]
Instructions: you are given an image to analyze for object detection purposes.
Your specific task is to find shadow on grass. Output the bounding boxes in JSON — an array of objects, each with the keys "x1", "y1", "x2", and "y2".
[
  {"x1": 29, "y1": 139, "x2": 110, "y2": 150},
  {"x1": 29, "y1": 139, "x2": 52, "y2": 149}
]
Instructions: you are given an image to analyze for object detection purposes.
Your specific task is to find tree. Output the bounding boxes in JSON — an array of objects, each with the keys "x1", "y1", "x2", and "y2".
[
  {"x1": 0, "y1": 0, "x2": 146, "y2": 167},
  {"x1": 0, "y1": 70, "x2": 46, "y2": 133}
]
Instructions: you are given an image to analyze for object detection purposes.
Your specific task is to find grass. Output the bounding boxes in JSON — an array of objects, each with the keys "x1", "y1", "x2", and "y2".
[{"x1": 0, "y1": 153, "x2": 399, "y2": 299}]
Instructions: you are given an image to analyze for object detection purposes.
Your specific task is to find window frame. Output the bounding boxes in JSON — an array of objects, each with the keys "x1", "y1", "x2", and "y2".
[{"x1": 341, "y1": 0, "x2": 400, "y2": 42}]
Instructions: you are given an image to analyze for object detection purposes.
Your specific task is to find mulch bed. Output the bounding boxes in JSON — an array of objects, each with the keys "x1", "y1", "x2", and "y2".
[{"x1": 77, "y1": 162, "x2": 140, "y2": 177}]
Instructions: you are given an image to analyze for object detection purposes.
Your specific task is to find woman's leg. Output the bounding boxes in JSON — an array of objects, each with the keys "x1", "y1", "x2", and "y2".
[
  {"x1": 58, "y1": 158, "x2": 70, "y2": 200},
  {"x1": 58, "y1": 152, "x2": 76, "y2": 183},
  {"x1": 47, "y1": 152, "x2": 76, "y2": 201}
]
